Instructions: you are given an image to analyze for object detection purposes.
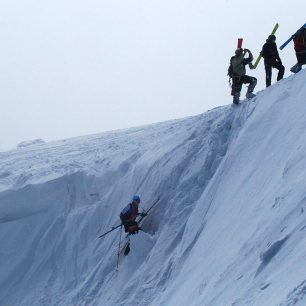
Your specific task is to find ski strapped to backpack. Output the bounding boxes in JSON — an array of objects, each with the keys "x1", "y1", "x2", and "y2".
[
  {"x1": 279, "y1": 23, "x2": 306, "y2": 50},
  {"x1": 230, "y1": 38, "x2": 243, "y2": 80},
  {"x1": 253, "y1": 23, "x2": 279, "y2": 69},
  {"x1": 237, "y1": 38, "x2": 243, "y2": 49}
]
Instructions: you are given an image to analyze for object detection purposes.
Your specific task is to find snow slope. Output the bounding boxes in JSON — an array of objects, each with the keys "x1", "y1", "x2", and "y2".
[{"x1": 1, "y1": 70, "x2": 306, "y2": 306}]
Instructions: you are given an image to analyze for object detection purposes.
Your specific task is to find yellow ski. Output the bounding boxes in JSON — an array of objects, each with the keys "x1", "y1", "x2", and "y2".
[{"x1": 253, "y1": 23, "x2": 279, "y2": 69}]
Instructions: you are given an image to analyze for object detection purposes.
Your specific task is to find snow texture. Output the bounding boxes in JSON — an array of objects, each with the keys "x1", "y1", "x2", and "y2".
[{"x1": 1, "y1": 70, "x2": 306, "y2": 306}]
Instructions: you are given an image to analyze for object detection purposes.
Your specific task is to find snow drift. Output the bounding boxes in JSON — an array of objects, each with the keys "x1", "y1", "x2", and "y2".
[{"x1": 1, "y1": 70, "x2": 306, "y2": 306}]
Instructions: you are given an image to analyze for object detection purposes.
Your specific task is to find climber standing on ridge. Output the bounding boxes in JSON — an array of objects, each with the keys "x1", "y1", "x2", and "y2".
[
  {"x1": 228, "y1": 48, "x2": 257, "y2": 104},
  {"x1": 290, "y1": 26, "x2": 306, "y2": 73},
  {"x1": 261, "y1": 34, "x2": 285, "y2": 87},
  {"x1": 120, "y1": 195, "x2": 147, "y2": 235}
]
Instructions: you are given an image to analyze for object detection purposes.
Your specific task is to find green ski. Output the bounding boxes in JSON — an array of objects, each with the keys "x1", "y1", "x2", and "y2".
[{"x1": 252, "y1": 23, "x2": 279, "y2": 69}]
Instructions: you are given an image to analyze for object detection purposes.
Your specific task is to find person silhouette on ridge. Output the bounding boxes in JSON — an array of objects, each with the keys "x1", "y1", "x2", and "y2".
[
  {"x1": 261, "y1": 34, "x2": 285, "y2": 87},
  {"x1": 228, "y1": 48, "x2": 257, "y2": 104},
  {"x1": 290, "y1": 26, "x2": 306, "y2": 73}
]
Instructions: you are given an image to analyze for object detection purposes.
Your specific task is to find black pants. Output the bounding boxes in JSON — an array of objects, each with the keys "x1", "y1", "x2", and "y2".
[
  {"x1": 296, "y1": 51, "x2": 306, "y2": 65},
  {"x1": 264, "y1": 60, "x2": 285, "y2": 87},
  {"x1": 232, "y1": 75, "x2": 257, "y2": 96},
  {"x1": 123, "y1": 221, "x2": 139, "y2": 233}
]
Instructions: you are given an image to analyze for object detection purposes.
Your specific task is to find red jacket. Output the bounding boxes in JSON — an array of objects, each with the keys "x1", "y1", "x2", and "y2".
[
  {"x1": 294, "y1": 28, "x2": 306, "y2": 53},
  {"x1": 120, "y1": 203, "x2": 139, "y2": 223},
  {"x1": 129, "y1": 203, "x2": 139, "y2": 222}
]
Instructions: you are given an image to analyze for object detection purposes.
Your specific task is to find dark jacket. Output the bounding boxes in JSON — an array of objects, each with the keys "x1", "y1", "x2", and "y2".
[
  {"x1": 120, "y1": 203, "x2": 139, "y2": 223},
  {"x1": 262, "y1": 40, "x2": 281, "y2": 63}
]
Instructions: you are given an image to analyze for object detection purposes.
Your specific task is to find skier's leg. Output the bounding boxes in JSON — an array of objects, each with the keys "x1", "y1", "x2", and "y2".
[
  {"x1": 232, "y1": 77, "x2": 242, "y2": 104},
  {"x1": 273, "y1": 61, "x2": 285, "y2": 81},
  {"x1": 299, "y1": 52, "x2": 306, "y2": 67},
  {"x1": 296, "y1": 51, "x2": 306, "y2": 65},
  {"x1": 265, "y1": 63, "x2": 272, "y2": 87},
  {"x1": 243, "y1": 75, "x2": 257, "y2": 99},
  {"x1": 123, "y1": 222, "x2": 129, "y2": 233},
  {"x1": 127, "y1": 221, "x2": 140, "y2": 234}
]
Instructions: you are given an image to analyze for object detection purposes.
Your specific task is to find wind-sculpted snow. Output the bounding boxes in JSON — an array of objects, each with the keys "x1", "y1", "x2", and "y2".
[{"x1": 1, "y1": 70, "x2": 306, "y2": 306}]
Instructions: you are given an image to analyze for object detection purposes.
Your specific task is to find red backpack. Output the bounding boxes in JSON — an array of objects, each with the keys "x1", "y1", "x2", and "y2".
[{"x1": 294, "y1": 28, "x2": 306, "y2": 52}]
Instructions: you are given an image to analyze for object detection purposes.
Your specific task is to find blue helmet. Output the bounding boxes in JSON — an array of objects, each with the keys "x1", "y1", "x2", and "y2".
[{"x1": 132, "y1": 195, "x2": 140, "y2": 203}]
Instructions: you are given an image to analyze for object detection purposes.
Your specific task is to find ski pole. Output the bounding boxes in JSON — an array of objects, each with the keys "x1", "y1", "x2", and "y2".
[
  {"x1": 98, "y1": 223, "x2": 122, "y2": 239},
  {"x1": 116, "y1": 224, "x2": 123, "y2": 271},
  {"x1": 138, "y1": 196, "x2": 161, "y2": 223}
]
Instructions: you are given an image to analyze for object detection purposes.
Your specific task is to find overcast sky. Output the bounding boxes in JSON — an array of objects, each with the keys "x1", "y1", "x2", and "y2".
[{"x1": 0, "y1": 0, "x2": 305, "y2": 150}]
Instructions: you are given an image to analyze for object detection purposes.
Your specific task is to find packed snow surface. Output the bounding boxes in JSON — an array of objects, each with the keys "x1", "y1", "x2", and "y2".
[{"x1": 1, "y1": 70, "x2": 306, "y2": 306}]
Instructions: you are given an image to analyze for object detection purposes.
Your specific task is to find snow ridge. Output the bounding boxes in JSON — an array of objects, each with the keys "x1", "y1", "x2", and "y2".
[{"x1": 1, "y1": 70, "x2": 306, "y2": 306}]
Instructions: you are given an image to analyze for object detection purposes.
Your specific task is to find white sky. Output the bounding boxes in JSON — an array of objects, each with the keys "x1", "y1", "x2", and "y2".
[{"x1": 0, "y1": 0, "x2": 305, "y2": 150}]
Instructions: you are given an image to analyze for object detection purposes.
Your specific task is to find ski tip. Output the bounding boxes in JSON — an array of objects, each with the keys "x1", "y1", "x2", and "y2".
[{"x1": 237, "y1": 38, "x2": 243, "y2": 49}]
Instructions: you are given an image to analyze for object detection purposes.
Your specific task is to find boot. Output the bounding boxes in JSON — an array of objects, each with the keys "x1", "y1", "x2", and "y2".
[
  {"x1": 290, "y1": 63, "x2": 301, "y2": 74},
  {"x1": 277, "y1": 65, "x2": 285, "y2": 81},
  {"x1": 246, "y1": 77, "x2": 257, "y2": 99},
  {"x1": 233, "y1": 92, "x2": 240, "y2": 104},
  {"x1": 246, "y1": 92, "x2": 256, "y2": 99},
  {"x1": 124, "y1": 242, "x2": 130, "y2": 256}
]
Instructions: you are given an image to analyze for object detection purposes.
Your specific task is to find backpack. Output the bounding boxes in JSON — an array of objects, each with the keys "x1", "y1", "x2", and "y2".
[
  {"x1": 230, "y1": 55, "x2": 245, "y2": 78},
  {"x1": 228, "y1": 60, "x2": 234, "y2": 78},
  {"x1": 294, "y1": 28, "x2": 306, "y2": 52},
  {"x1": 262, "y1": 41, "x2": 278, "y2": 59},
  {"x1": 120, "y1": 204, "x2": 132, "y2": 223}
]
